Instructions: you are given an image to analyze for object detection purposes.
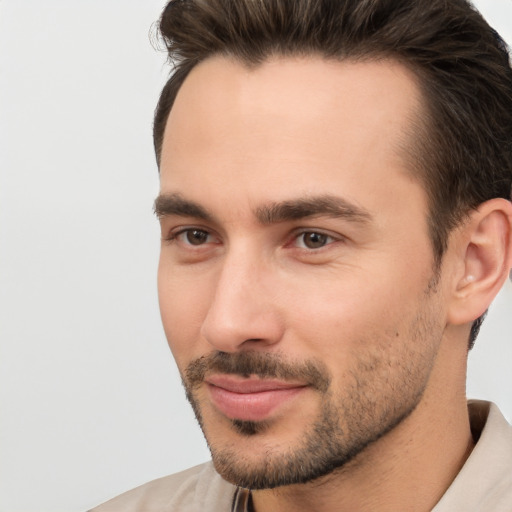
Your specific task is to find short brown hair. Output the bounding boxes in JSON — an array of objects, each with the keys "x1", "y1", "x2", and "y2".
[{"x1": 153, "y1": 0, "x2": 512, "y2": 347}]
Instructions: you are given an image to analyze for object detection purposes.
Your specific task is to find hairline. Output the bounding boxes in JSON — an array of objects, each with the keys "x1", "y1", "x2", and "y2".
[{"x1": 156, "y1": 51, "x2": 450, "y2": 268}]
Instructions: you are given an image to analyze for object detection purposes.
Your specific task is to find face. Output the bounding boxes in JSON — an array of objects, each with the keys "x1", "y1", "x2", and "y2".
[{"x1": 157, "y1": 56, "x2": 448, "y2": 489}]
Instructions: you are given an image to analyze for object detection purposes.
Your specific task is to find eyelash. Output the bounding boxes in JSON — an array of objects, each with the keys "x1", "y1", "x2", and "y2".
[
  {"x1": 164, "y1": 227, "x2": 341, "y2": 251},
  {"x1": 164, "y1": 227, "x2": 218, "y2": 246},
  {"x1": 290, "y1": 230, "x2": 338, "y2": 250}
]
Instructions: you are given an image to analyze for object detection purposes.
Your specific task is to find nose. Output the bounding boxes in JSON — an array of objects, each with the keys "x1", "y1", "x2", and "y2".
[{"x1": 200, "y1": 250, "x2": 284, "y2": 353}]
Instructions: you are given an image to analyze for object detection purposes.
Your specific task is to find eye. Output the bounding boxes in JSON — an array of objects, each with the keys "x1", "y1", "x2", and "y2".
[
  {"x1": 294, "y1": 231, "x2": 335, "y2": 249},
  {"x1": 169, "y1": 228, "x2": 216, "y2": 246},
  {"x1": 182, "y1": 229, "x2": 210, "y2": 246}
]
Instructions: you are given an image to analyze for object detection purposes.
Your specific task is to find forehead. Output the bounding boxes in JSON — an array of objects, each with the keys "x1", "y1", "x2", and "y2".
[{"x1": 160, "y1": 55, "x2": 425, "y2": 216}]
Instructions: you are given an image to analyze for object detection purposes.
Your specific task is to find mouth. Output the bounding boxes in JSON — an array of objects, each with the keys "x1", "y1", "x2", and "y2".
[{"x1": 205, "y1": 374, "x2": 308, "y2": 422}]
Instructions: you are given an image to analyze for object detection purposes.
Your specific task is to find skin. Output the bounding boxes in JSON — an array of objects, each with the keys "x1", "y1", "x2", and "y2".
[{"x1": 156, "y1": 56, "x2": 495, "y2": 511}]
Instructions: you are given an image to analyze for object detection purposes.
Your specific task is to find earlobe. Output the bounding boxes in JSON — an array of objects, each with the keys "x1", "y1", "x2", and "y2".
[{"x1": 448, "y1": 198, "x2": 512, "y2": 326}]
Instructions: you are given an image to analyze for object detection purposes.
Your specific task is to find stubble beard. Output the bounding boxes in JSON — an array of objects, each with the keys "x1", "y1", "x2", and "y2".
[{"x1": 181, "y1": 289, "x2": 442, "y2": 490}]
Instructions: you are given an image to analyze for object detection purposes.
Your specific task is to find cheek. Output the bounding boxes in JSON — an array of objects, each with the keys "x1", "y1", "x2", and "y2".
[
  {"x1": 157, "y1": 261, "x2": 213, "y2": 364},
  {"x1": 281, "y1": 267, "x2": 426, "y2": 361}
]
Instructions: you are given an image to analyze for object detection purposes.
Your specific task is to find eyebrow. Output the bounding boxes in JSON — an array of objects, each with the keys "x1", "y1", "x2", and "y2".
[
  {"x1": 154, "y1": 193, "x2": 213, "y2": 221},
  {"x1": 154, "y1": 193, "x2": 372, "y2": 225},
  {"x1": 255, "y1": 195, "x2": 373, "y2": 225}
]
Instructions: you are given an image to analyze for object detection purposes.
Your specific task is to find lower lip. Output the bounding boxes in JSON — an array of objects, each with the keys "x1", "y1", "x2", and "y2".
[{"x1": 207, "y1": 384, "x2": 306, "y2": 422}]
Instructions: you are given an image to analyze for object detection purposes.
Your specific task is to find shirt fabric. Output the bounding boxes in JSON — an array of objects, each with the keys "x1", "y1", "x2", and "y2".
[{"x1": 89, "y1": 400, "x2": 512, "y2": 511}]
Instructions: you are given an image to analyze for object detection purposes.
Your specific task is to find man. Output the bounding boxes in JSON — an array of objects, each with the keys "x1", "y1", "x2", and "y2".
[{"x1": 91, "y1": 0, "x2": 512, "y2": 510}]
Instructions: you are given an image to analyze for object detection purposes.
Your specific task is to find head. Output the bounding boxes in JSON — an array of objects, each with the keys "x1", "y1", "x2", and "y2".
[
  {"x1": 154, "y1": 0, "x2": 512, "y2": 349},
  {"x1": 153, "y1": 0, "x2": 512, "y2": 490}
]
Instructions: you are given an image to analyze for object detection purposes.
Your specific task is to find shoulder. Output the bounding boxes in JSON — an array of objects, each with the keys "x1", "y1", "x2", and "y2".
[{"x1": 89, "y1": 461, "x2": 236, "y2": 512}]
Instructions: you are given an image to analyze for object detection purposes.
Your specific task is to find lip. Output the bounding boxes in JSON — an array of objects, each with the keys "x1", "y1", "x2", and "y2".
[{"x1": 205, "y1": 375, "x2": 307, "y2": 422}]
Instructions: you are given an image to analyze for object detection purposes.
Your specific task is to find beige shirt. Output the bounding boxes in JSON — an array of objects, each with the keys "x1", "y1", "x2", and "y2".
[{"x1": 90, "y1": 401, "x2": 512, "y2": 511}]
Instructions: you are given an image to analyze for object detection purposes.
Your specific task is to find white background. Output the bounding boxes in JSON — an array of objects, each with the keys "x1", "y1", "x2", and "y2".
[{"x1": 0, "y1": 1, "x2": 511, "y2": 511}]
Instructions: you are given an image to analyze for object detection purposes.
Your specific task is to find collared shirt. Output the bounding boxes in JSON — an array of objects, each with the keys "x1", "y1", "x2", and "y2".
[
  {"x1": 432, "y1": 400, "x2": 512, "y2": 511},
  {"x1": 90, "y1": 400, "x2": 512, "y2": 512},
  {"x1": 231, "y1": 487, "x2": 251, "y2": 512}
]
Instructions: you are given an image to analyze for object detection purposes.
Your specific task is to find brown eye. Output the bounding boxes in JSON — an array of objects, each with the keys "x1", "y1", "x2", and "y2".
[
  {"x1": 185, "y1": 229, "x2": 210, "y2": 245},
  {"x1": 300, "y1": 232, "x2": 330, "y2": 249}
]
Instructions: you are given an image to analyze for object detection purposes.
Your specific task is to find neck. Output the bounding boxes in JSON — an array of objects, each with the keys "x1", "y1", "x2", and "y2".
[
  {"x1": 252, "y1": 399, "x2": 473, "y2": 512},
  {"x1": 252, "y1": 340, "x2": 474, "y2": 512}
]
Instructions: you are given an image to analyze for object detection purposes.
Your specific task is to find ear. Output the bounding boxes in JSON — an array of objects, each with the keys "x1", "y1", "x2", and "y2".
[{"x1": 447, "y1": 198, "x2": 512, "y2": 326}]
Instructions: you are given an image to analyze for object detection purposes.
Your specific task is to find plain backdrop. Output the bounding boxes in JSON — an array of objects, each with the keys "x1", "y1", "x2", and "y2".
[{"x1": 0, "y1": 1, "x2": 511, "y2": 511}]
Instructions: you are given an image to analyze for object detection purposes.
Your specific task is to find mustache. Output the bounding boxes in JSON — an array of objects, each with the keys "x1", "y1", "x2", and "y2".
[{"x1": 184, "y1": 351, "x2": 330, "y2": 393}]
